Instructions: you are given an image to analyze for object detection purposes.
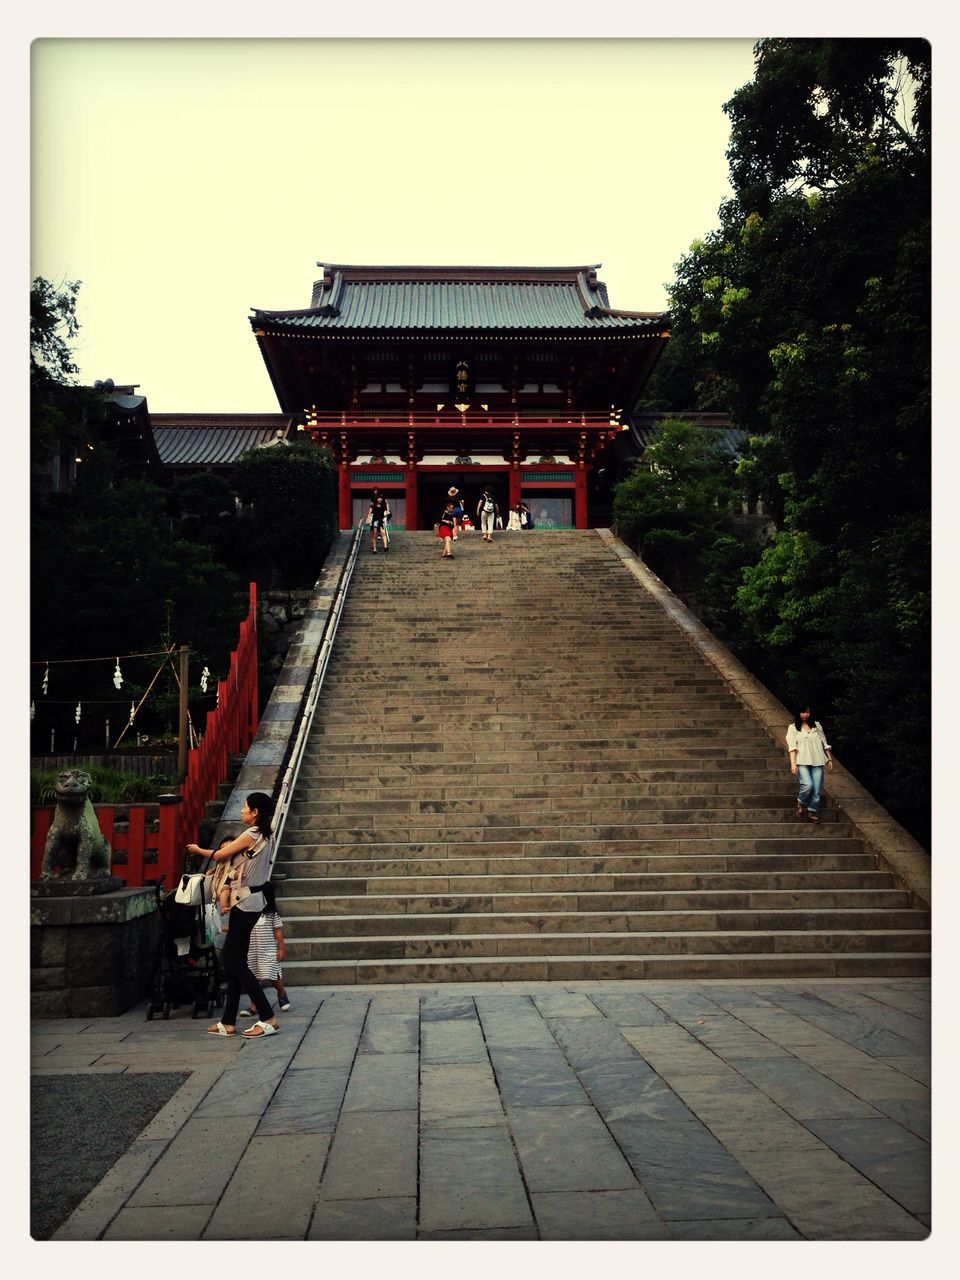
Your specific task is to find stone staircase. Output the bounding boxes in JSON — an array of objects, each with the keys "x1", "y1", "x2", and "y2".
[{"x1": 274, "y1": 530, "x2": 930, "y2": 982}]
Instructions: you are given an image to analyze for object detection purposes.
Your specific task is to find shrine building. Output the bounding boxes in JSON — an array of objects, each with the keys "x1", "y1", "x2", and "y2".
[{"x1": 249, "y1": 263, "x2": 670, "y2": 530}]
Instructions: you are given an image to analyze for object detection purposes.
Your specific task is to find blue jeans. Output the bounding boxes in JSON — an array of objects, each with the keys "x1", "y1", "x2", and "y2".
[{"x1": 797, "y1": 765, "x2": 824, "y2": 814}]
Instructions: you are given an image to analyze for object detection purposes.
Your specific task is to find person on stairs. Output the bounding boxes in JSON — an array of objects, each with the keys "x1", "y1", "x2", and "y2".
[
  {"x1": 368, "y1": 491, "x2": 391, "y2": 554},
  {"x1": 187, "y1": 791, "x2": 281, "y2": 1038},
  {"x1": 786, "y1": 704, "x2": 834, "y2": 824},
  {"x1": 436, "y1": 501, "x2": 456, "y2": 558},
  {"x1": 447, "y1": 487, "x2": 463, "y2": 539},
  {"x1": 476, "y1": 488, "x2": 500, "y2": 542}
]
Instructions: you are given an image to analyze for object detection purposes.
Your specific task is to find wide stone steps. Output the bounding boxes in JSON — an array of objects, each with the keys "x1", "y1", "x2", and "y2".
[
  {"x1": 286, "y1": 793, "x2": 804, "y2": 816},
  {"x1": 298, "y1": 759, "x2": 789, "y2": 778},
  {"x1": 280, "y1": 929, "x2": 930, "y2": 962},
  {"x1": 285, "y1": 785, "x2": 799, "y2": 804},
  {"x1": 300, "y1": 762, "x2": 798, "y2": 783},
  {"x1": 283, "y1": 807, "x2": 844, "y2": 832},
  {"x1": 280, "y1": 823, "x2": 854, "y2": 850},
  {"x1": 276, "y1": 887, "x2": 911, "y2": 917},
  {"x1": 270, "y1": 530, "x2": 928, "y2": 981},
  {"x1": 275, "y1": 852, "x2": 877, "y2": 878},
  {"x1": 277, "y1": 952, "x2": 929, "y2": 983},
  {"x1": 278, "y1": 905, "x2": 928, "y2": 937},
  {"x1": 274, "y1": 871, "x2": 893, "y2": 899}
]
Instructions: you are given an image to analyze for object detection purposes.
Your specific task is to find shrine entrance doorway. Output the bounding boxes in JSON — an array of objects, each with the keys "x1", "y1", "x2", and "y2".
[{"x1": 416, "y1": 470, "x2": 510, "y2": 531}]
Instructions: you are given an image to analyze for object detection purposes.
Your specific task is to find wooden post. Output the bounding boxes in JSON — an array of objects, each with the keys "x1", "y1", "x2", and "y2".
[
  {"x1": 509, "y1": 466, "x2": 522, "y2": 512},
  {"x1": 575, "y1": 466, "x2": 588, "y2": 529},
  {"x1": 177, "y1": 645, "x2": 189, "y2": 778},
  {"x1": 405, "y1": 466, "x2": 418, "y2": 530},
  {"x1": 406, "y1": 431, "x2": 418, "y2": 530},
  {"x1": 338, "y1": 461, "x2": 352, "y2": 529}
]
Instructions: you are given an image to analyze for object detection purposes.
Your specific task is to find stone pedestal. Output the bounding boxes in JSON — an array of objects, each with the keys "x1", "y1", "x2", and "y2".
[{"x1": 31, "y1": 883, "x2": 160, "y2": 1018}]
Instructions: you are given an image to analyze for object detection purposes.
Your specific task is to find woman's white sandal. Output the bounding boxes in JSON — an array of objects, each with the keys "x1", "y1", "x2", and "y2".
[
  {"x1": 206, "y1": 1022, "x2": 236, "y2": 1036},
  {"x1": 241, "y1": 1020, "x2": 279, "y2": 1038}
]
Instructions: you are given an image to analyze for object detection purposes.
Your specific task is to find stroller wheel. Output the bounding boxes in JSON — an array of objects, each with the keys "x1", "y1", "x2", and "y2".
[
  {"x1": 146, "y1": 1006, "x2": 154, "y2": 1021},
  {"x1": 207, "y1": 999, "x2": 215, "y2": 1018},
  {"x1": 191, "y1": 1001, "x2": 200, "y2": 1019},
  {"x1": 162, "y1": 1001, "x2": 172, "y2": 1020}
]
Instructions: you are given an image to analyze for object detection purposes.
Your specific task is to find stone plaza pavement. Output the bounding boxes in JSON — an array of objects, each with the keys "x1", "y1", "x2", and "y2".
[{"x1": 34, "y1": 978, "x2": 930, "y2": 1242}]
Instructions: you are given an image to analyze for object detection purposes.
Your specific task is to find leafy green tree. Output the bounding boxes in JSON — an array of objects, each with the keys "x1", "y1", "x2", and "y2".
[
  {"x1": 31, "y1": 276, "x2": 106, "y2": 465},
  {"x1": 613, "y1": 419, "x2": 754, "y2": 623},
  {"x1": 232, "y1": 442, "x2": 337, "y2": 588},
  {"x1": 31, "y1": 454, "x2": 248, "y2": 747},
  {"x1": 648, "y1": 39, "x2": 930, "y2": 843}
]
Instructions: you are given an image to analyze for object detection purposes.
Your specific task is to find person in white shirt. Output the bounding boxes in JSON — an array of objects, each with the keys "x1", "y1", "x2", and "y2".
[{"x1": 785, "y1": 705, "x2": 834, "y2": 824}]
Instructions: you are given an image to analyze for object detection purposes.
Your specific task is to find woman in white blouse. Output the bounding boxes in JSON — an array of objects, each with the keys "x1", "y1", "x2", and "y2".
[{"x1": 785, "y1": 705, "x2": 834, "y2": 824}]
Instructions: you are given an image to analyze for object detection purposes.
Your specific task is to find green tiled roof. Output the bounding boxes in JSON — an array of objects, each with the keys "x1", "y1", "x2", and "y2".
[{"x1": 252, "y1": 264, "x2": 668, "y2": 334}]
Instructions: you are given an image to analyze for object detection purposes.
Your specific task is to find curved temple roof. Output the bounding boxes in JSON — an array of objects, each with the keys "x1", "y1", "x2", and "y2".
[{"x1": 251, "y1": 263, "x2": 669, "y2": 334}]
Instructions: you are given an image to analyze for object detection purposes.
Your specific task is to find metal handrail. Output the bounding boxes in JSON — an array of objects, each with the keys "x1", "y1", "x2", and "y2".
[{"x1": 266, "y1": 523, "x2": 364, "y2": 875}]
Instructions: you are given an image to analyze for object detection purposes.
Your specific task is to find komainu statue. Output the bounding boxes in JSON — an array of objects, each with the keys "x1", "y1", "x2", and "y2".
[{"x1": 40, "y1": 769, "x2": 112, "y2": 880}]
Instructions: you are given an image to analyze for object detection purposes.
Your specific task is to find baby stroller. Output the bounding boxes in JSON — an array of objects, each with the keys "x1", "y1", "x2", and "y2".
[{"x1": 145, "y1": 870, "x2": 223, "y2": 1021}]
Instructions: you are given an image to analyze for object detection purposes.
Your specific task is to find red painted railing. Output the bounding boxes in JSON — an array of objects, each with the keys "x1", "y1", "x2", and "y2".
[
  {"x1": 305, "y1": 409, "x2": 620, "y2": 428},
  {"x1": 31, "y1": 583, "x2": 259, "y2": 889}
]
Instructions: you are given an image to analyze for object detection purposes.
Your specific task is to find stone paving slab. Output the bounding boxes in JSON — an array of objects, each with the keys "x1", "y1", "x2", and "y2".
[
  {"x1": 204, "y1": 1133, "x2": 331, "y2": 1239},
  {"x1": 103, "y1": 1204, "x2": 212, "y2": 1240},
  {"x1": 420, "y1": 1061, "x2": 505, "y2": 1127},
  {"x1": 308, "y1": 1196, "x2": 417, "y2": 1240},
  {"x1": 531, "y1": 1188, "x2": 669, "y2": 1239},
  {"x1": 320, "y1": 1109, "x2": 418, "y2": 1200},
  {"x1": 340, "y1": 1051, "x2": 418, "y2": 1111},
  {"x1": 420, "y1": 1017, "x2": 487, "y2": 1063},
  {"x1": 34, "y1": 978, "x2": 931, "y2": 1241},
  {"x1": 419, "y1": 1125, "x2": 532, "y2": 1232},
  {"x1": 488, "y1": 1046, "x2": 588, "y2": 1108},
  {"x1": 608, "y1": 1114, "x2": 782, "y2": 1221},
  {"x1": 508, "y1": 1104, "x2": 638, "y2": 1192}
]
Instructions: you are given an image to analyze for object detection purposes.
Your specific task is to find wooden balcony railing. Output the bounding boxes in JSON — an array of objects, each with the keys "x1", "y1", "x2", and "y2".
[{"x1": 303, "y1": 409, "x2": 622, "y2": 429}]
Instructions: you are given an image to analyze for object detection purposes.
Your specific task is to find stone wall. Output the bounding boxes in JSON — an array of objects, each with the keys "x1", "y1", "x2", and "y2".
[{"x1": 257, "y1": 589, "x2": 315, "y2": 704}]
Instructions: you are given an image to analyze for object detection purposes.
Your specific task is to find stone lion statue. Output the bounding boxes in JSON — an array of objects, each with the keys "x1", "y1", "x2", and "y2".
[{"x1": 40, "y1": 769, "x2": 112, "y2": 880}]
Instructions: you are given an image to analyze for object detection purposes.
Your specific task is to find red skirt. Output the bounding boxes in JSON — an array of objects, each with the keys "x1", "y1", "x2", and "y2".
[{"x1": 438, "y1": 524, "x2": 453, "y2": 538}]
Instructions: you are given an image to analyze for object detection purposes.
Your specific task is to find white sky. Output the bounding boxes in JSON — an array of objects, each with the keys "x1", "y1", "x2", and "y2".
[{"x1": 31, "y1": 38, "x2": 758, "y2": 413}]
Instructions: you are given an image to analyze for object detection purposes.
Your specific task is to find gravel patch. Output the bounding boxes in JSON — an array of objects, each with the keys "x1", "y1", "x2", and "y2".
[{"x1": 31, "y1": 1072, "x2": 188, "y2": 1239}]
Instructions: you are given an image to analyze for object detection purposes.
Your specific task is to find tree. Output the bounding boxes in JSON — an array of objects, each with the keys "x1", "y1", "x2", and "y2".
[
  {"x1": 232, "y1": 442, "x2": 338, "y2": 588},
  {"x1": 31, "y1": 276, "x2": 105, "y2": 464},
  {"x1": 651, "y1": 39, "x2": 930, "y2": 844},
  {"x1": 31, "y1": 454, "x2": 248, "y2": 752},
  {"x1": 29, "y1": 288, "x2": 249, "y2": 754},
  {"x1": 612, "y1": 419, "x2": 754, "y2": 627}
]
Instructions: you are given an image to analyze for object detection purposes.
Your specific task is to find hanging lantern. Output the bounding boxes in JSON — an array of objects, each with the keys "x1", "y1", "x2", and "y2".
[
  {"x1": 113, "y1": 658, "x2": 124, "y2": 690},
  {"x1": 128, "y1": 700, "x2": 136, "y2": 726},
  {"x1": 200, "y1": 665, "x2": 211, "y2": 694},
  {"x1": 74, "y1": 701, "x2": 82, "y2": 725},
  {"x1": 30, "y1": 701, "x2": 35, "y2": 721},
  {"x1": 42, "y1": 664, "x2": 49, "y2": 696}
]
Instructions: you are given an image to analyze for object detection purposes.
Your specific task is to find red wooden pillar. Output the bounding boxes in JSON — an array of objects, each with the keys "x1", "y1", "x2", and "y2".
[
  {"x1": 338, "y1": 461, "x2": 352, "y2": 530},
  {"x1": 575, "y1": 465, "x2": 589, "y2": 529},
  {"x1": 509, "y1": 465, "x2": 521, "y2": 512},
  {"x1": 405, "y1": 466, "x2": 418, "y2": 531},
  {"x1": 405, "y1": 431, "x2": 418, "y2": 530}
]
